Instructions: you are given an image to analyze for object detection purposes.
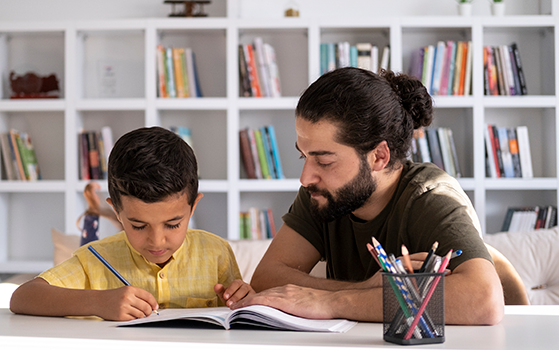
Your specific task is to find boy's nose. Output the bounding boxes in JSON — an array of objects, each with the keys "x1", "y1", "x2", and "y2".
[{"x1": 149, "y1": 228, "x2": 166, "y2": 245}]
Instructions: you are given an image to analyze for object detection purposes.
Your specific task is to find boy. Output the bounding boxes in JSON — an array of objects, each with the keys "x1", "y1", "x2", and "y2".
[{"x1": 10, "y1": 126, "x2": 253, "y2": 321}]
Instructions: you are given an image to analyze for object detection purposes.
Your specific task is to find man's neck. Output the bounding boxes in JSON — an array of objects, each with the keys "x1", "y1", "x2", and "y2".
[{"x1": 351, "y1": 165, "x2": 403, "y2": 222}]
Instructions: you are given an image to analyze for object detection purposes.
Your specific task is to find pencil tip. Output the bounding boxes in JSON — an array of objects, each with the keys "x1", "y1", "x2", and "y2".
[
  {"x1": 433, "y1": 241, "x2": 439, "y2": 249},
  {"x1": 401, "y1": 244, "x2": 408, "y2": 255},
  {"x1": 372, "y1": 236, "x2": 380, "y2": 245}
]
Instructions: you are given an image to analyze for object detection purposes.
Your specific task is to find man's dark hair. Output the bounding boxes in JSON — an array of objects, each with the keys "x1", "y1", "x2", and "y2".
[
  {"x1": 296, "y1": 67, "x2": 433, "y2": 168},
  {"x1": 108, "y1": 126, "x2": 198, "y2": 212}
]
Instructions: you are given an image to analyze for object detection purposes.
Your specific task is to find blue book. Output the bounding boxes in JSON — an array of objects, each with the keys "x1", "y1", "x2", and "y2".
[
  {"x1": 260, "y1": 126, "x2": 276, "y2": 179},
  {"x1": 320, "y1": 43, "x2": 328, "y2": 75},
  {"x1": 166, "y1": 47, "x2": 176, "y2": 98},
  {"x1": 191, "y1": 51, "x2": 203, "y2": 97},
  {"x1": 447, "y1": 41, "x2": 458, "y2": 95},
  {"x1": 266, "y1": 125, "x2": 285, "y2": 179},
  {"x1": 349, "y1": 45, "x2": 358, "y2": 68}
]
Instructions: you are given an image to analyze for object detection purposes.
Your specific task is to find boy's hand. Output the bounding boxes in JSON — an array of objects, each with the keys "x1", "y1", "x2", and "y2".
[
  {"x1": 214, "y1": 279, "x2": 255, "y2": 308},
  {"x1": 94, "y1": 286, "x2": 159, "y2": 321}
]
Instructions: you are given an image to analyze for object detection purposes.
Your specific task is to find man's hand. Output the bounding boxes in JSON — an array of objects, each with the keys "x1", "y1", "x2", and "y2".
[
  {"x1": 93, "y1": 286, "x2": 159, "y2": 321},
  {"x1": 214, "y1": 279, "x2": 255, "y2": 308},
  {"x1": 229, "y1": 284, "x2": 338, "y2": 319}
]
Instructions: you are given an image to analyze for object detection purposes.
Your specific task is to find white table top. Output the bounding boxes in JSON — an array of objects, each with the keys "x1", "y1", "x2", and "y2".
[{"x1": 1, "y1": 306, "x2": 559, "y2": 350}]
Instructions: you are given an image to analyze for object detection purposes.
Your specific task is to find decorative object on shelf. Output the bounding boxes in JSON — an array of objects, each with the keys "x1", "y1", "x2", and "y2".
[
  {"x1": 9, "y1": 71, "x2": 59, "y2": 99},
  {"x1": 456, "y1": 0, "x2": 473, "y2": 16},
  {"x1": 284, "y1": 1, "x2": 300, "y2": 17},
  {"x1": 164, "y1": 1, "x2": 210, "y2": 17},
  {"x1": 490, "y1": 0, "x2": 505, "y2": 17}
]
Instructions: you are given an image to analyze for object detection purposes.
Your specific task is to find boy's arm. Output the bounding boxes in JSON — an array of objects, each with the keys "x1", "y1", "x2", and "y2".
[{"x1": 10, "y1": 277, "x2": 158, "y2": 321}]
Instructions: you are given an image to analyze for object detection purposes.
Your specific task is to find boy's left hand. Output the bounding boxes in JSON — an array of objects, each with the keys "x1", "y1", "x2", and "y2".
[{"x1": 214, "y1": 279, "x2": 255, "y2": 308}]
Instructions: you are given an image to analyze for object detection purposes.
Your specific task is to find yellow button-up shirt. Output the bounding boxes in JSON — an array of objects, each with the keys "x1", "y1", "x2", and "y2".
[{"x1": 39, "y1": 229, "x2": 241, "y2": 309}]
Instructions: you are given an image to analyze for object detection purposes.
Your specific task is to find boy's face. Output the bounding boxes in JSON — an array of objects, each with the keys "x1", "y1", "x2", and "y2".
[{"x1": 108, "y1": 192, "x2": 202, "y2": 267}]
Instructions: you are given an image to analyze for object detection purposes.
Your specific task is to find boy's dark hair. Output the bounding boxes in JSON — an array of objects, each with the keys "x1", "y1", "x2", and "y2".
[
  {"x1": 296, "y1": 67, "x2": 433, "y2": 168},
  {"x1": 108, "y1": 126, "x2": 198, "y2": 212}
]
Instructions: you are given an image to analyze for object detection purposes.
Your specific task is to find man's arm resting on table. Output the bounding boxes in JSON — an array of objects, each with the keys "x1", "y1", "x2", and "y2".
[
  {"x1": 251, "y1": 224, "x2": 378, "y2": 292},
  {"x1": 242, "y1": 257, "x2": 504, "y2": 325},
  {"x1": 9, "y1": 277, "x2": 158, "y2": 321}
]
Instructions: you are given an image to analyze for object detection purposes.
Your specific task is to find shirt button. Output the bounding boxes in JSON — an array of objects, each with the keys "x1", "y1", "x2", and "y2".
[
  {"x1": 206, "y1": 300, "x2": 214, "y2": 307},
  {"x1": 159, "y1": 272, "x2": 165, "y2": 278}
]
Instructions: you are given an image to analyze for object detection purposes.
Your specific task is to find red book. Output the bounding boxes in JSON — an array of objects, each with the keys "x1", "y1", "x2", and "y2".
[{"x1": 244, "y1": 44, "x2": 262, "y2": 97}]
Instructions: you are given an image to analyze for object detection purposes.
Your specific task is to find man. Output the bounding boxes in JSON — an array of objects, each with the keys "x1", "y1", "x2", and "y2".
[{"x1": 232, "y1": 67, "x2": 504, "y2": 325}]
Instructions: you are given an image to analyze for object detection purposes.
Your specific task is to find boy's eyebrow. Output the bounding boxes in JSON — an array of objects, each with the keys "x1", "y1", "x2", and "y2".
[
  {"x1": 127, "y1": 215, "x2": 185, "y2": 223},
  {"x1": 295, "y1": 142, "x2": 335, "y2": 156}
]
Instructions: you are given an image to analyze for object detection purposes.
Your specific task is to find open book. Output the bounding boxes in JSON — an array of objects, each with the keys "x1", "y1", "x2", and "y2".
[{"x1": 118, "y1": 305, "x2": 357, "y2": 333}]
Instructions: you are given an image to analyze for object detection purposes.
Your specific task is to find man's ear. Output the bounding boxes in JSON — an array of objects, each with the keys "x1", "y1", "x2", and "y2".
[{"x1": 369, "y1": 141, "x2": 391, "y2": 171}]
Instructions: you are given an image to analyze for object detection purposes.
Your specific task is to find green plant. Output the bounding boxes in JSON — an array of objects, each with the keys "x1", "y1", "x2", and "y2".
[{"x1": 457, "y1": 0, "x2": 473, "y2": 3}]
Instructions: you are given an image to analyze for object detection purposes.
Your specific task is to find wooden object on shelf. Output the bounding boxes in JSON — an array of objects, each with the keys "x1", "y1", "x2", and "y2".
[
  {"x1": 164, "y1": 1, "x2": 210, "y2": 17},
  {"x1": 9, "y1": 71, "x2": 59, "y2": 99}
]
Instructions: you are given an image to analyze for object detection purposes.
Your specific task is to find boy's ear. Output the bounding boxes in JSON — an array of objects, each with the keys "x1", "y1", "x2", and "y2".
[
  {"x1": 190, "y1": 193, "x2": 204, "y2": 215},
  {"x1": 106, "y1": 198, "x2": 122, "y2": 223}
]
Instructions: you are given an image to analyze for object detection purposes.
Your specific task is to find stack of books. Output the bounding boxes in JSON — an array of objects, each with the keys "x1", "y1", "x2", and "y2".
[
  {"x1": 239, "y1": 125, "x2": 284, "y2": 180},
  {"x1": 239, "y1": 207, "x2": 276, "y2": 240},
  {"x1": 0, "y1": 129, "x2": 41, "y2": 181},
  {"x1": 156, "y1": 45, "x2": 203, "y2": 98},
  {"x1": 484, "y1": 124, "x2": 532, "y2": 179},
  {"x1": 483, "y1": 43, "x2": 527, "y2": 96},
  {"x1": 238, "y1": 37, "x2": 281, "y2": 98},
  {"x1": 319, "y1": 42, "x2": 390, "y2": 75},
  {"x1": 408, "y1": 41, "x2": 472, "y2": 96},
  {"x1": 501, "y1": 206, "x2": 557, "y2": 232},
  {"x1": 78, "y1": 126, "x2": 113, "y2": 180},
  {"x1": 410, "y1": 127, "x2": 461, "y2": 178}
]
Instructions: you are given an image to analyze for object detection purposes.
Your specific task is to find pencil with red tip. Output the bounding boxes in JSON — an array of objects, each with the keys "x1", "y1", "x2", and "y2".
[{"x1": 403, "y1": 249, "x2": 452, "y2": 340}]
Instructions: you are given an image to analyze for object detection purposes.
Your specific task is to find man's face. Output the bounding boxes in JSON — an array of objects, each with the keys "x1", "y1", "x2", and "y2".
[
  {"x1": 296, "y1": 118, "x2": 376, "y2": 222},
  {"x1": 108, "y1": 192, "x2": 201, "y2": 267}
]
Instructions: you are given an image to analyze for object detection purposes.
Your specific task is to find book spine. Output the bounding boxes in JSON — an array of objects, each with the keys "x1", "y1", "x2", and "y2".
[
  {"x1": 431, "y1": 41, "x2": 446, "y2": 95},
  {"x1": 266, "y1": 208, "x2": 276, "y2": 238},
  {"x1": 452, "y1": 41, "x2": 464, "y2": 96},
  {"x1": 458, "y1": 41, "x2": 468, "y2": 95},
  {"x1": 253, "y1": 129, "x2": 270, "y2": 179},
  {"x1": 239, "y1": 128, "x2": 256, "y2": 179},
  {"x1": 238, "y1": 45, "x2": 252, "y2": 97},
  {"x1": 259, "y1": 126, "x2": 276, "y2": 179},
  {"x1": 426, "y1": 128, "x2": 444, "y2": 170},
  {"x1": 247, "y1": 129, "x2": 263, "y2": 179},
  {"x1": 447, "y1": 42, "x2": 457, "y2": 96},
  {"x1": 179, "y1": 48, "x2": 190, "y2": 97},
  {"x1": 253, "y1": 37, "x2": 271, "y2": 97},
  {"x1": 156, "y1": 45, "x2": 167, "y2": 98},
  {"x1": 484, "y1": 125, "x2": 498, "y2": 178},
  {"x1": 446, "y1": 128, "x2": 461, "y2": 178},
  {"x1": 172, "y1": 48, "x2": 186, "y2": 98},
  {"x1": 165, "y1": 47, "x2": 176, "y2": 98},
  {"x1": 0, "y1": 133, "x2": 16, "y2": 180},
  {"x1": 502, "y1": 44, "x2": 516, "y2": 95},
  {"x1": 356, "y1": 43, "x2": 372, "y2": 71},
  {"x1": 497, "y1": 127, "x2": 514, "y2": 178},
  {"x1": 263, "y1": 43, "x2": 281, "y2": 97},
  {"x1": 185, "y1": 48, "x2": 198, "y2": 98},
  {"x1": 507, "y1": 127, "x2": 522, "y2": 178},
  {"x1": 245, "y1": 44, "x2": 262, "y2": 97},
  {"x1": 87, "y1": 131, "x2": 101, "y2": 180},
  {"x1": 266, "y1": 125, "x2": 284, "y2": 179},
  {"x1": 437, "y1": 128, "x2": 454, "y2": 177},
  {"x1": 511, "y1": 42, "x2": 528, "y2": 95},
  {"x1": 516, "y1": 126, "x2": 533, "y2": 178},
  {"x1": 491, "y1": 125, "x2": 505, "y2": 177},
  {"x1": 416, "y1": 128, "x2": 431, "y2": 163},
  {"x1": 9, "y1": 130, "x2": 26, "y2": 181},
  {"x1": 463, "y1": 41, "x2": 473, "y2": 95}
]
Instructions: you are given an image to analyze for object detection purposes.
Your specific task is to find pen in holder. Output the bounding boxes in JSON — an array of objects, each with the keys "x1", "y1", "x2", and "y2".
[{"x1": 382, "y1": 272, "x2": 445, "y2": 345}]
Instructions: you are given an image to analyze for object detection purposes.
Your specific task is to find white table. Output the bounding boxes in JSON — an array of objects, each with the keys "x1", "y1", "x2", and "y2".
[{"x1": 1, "y1": 306, "x2": 558, "y2": 350}]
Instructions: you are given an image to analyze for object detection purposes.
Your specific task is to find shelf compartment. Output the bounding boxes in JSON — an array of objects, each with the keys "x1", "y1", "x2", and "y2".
[
  {"x1": 0, "y1": 30, "x2": 65, "y2": 100},
  {"x1": 485, "y1": 189, "x2": 557, "y2": 234},
  {"x1": 483, "y1": 25, "x2": 555, "y2": 96},
  {"x1": 77, "y1": 29, "x2": 145, "y2": 99},
  {"x1": 192, "y1": 192, "x2": 227, "y2": 239},
  {"x1": 239, "y1": 27, "x2": 308, "y2": 98},
  {"x1": 484, "y1": 107, "x2": 556, "y2": 178},
  {"x1": 159, "y1": 109, "x2": 227, "y2": 180},
  {"x1": 157, "y1": 27, "x2": 226, "y2": 98}
]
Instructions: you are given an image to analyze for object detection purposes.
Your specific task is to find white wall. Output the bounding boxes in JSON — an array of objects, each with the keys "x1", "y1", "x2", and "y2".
[{"x1": 0, "y1": 0, "x2": 550, "y2": 22}]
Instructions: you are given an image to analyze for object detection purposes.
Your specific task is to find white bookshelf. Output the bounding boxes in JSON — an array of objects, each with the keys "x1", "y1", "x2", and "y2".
[{"x1": 0, "y1": 1, "x2": 558, "y2": 273}]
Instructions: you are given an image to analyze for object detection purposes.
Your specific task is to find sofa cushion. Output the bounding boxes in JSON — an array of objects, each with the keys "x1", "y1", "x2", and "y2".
[{"x1": 484, "y1": 227, "x2": 559, "y2": 305}]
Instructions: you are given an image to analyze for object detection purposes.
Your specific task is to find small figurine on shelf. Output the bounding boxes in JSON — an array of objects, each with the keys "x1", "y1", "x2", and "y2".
[
  {"x1": 164, "y1": 1, "x2": 211, "y2": 17},
  {"x1": 9, "y1": 71, "x2": 59, "y2": 99},
  {"x1": 284, "y1": 1, "x2": 300, "y2": 17}
]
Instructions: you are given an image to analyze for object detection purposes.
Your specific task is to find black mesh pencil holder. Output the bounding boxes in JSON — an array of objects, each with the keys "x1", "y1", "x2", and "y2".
[{"x1": 382, "y1": 272, "x2": 445, "y2": 345}]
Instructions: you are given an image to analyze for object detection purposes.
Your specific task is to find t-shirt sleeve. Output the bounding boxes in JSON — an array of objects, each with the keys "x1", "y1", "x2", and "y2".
[
  {"x1": 281, "y1": 186, "x2": 326, "y2": 257},
  {"x1": 407, "y1": 183, "x2": 492, "y2": 271},
  {"x1": 38, "y1": 255, "x2": 90, "y2": 289}
]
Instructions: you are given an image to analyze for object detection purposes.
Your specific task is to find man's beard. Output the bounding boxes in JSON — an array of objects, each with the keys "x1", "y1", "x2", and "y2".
[{"x1": 306, "y1": 157, "x2": 377, "y2": 222}]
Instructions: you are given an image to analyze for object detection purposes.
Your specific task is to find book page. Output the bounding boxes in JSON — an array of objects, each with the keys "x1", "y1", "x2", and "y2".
[{"x1": 118, "y1": 307, "x2": 231, "y2": 328}]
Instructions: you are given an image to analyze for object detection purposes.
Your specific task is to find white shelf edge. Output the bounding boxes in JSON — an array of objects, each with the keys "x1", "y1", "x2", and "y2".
[
  {"x1": 238, "y1": 179, "x2": 301, "y2": 192},
  {"x1": 0, "y1": 180, "x2": 66, "y2": 192},
  {"x1": 485, "y1": 178, "x2": 558, "y2": 190},
  {"x1": 237, "y1": 97, "x2": 299, "y2": 110},
  {"x1": 199, "y1": 180, "x2": 229, "y2": 192},
  {"x1": 483, "y1": 96, "x2": 557, "y2": 108},
  {"x1": 432, "y1": 96, "x2": 475, "y2": 108},
  {"x1": 156, "y1": 97, "x2": 229, "y2": 110},
  {"x1": 0, "y1": 99, "x2": 65, "y2": 111},
  {"x1": 0, "y1": 260, "x2": 52, "y2": 274},
  {"x1": 75, "y1": 98, "x2": 147, "y2": 111},
  {"x1": 457, "y1": 178, "x2": 476, "y2": 191}
]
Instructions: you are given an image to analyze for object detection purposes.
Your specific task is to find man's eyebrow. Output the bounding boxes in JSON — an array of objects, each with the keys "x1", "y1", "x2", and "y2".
[{"x1": 295, "y1": 142, "x2": 335, "y2": 156}]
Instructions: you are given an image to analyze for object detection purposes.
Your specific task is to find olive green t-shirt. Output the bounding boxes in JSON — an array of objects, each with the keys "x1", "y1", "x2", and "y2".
[{"x1": 282, "y1": 161, "x2": 491, "y2": 282}]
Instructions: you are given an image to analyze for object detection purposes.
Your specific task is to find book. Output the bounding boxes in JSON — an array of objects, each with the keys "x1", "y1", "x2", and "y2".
[
  {"x1": 426, "y1": 128, "x2": 444, "y2": 170},
  {"x1": 156, "y1": 45, "x2": 168, "y2": 98},
  {"x1": 253, "y1": 129, "x2": 270, "y2": 179},
  {"x1": 263, "y1": 43, "x2": 281, "y2": 97},
  {"x1": 516, "y1": 126, "x2": 533, "y2": 178},
  {"x1": 253, "y1": 37, "x2": 271, "y2": 97},
  {"x1": 422, "y1": 45, "x2": 435, "y2": 94},
  {"x1": 87, "y1": 131, "x2": 101, "y2": 180},
  {"x1": 259, "y1": 126, "x2": 276, "y2": 179},
  {"x1": 491, "y1": 125, "x2": 505, "y2": 177},
  {"x1": 484, "y1": 125, "x2": 498, "y2": 178},
  {"x1": 446, "y1": 128, "x2": 461, "y2": 178},
  {"x1": 380, "y1": 45, "x2": 390, "y2": 71},
  {"x1": 266, "y1": 208, "x2": 277, "y2": 238},
  {"x1": 185, "y1": 48, "x2": 198, "y2": 98},
  {"x1": 507, "y1": 127, "x2": 522, "y2": 178},
  {"x1": 371, "y1": 45, "x2": 379, "y2": 74},
  {"x1": 510, "y1": 42, "x2": 527, "y2": 95},
  {"x1": 457, "y1": 41, "x2": 468, "y2": 95},
  {"x1": 9, "y1": 129, "x2": 26, "y2": 181},
  {"x1": 172, "y1": 48, "x2": 187, "y2": 98},
  {"x1": 16, "y1": 132, "x2": 41, "y2": 181},
  {"x1": 431, "y1": 41, "x2": 446, "y2": 95},
  {"x1": 437, "y1": 128, "x2": 455, "y2": 177},
  {"x1": 165, "y1": 47, "x2": 176, "y2": 98},
  {"x1": 502, "y1": 45, "x2": 516, "y2": 95},
  {"x1": 118, "y1": 305, "x2": 357, "y2": 333},
  {"x1": 239, "y1": 44, "x2": 252, "y2": 97},
  {"x1": 0, "y1": 133, "x2": 17, "y2": 180},
  {"x1": 356, "y1": 42, "x2": 372, "y2": 70},
  {"x1": 247, "y1": 128, "x2": 262, "y2": 179},
  {"x1": 244, "y1": 44, "x2": 262, "y2": 97},
  {"x1": 497, "y1": 127, "x2": 514, "y2": 178},
  {"x1": 452, "y1": 41, "x2": 464, "y2": 95},
  {"x1": 415, "y1": 128, "x2": 431, "y2": 163},
  {"x1": 239, "y1": 128, "x2": 256, "y2": 179},
  {"x1": 463, "y1": 41, "x2": 473, "y2": 95},
  {"x1": 265, "y1": 125, "x2": 284, "y2": 179}
]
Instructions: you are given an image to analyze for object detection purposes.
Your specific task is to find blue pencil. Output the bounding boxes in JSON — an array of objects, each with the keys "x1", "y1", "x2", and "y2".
[{"x1": 88, "y1": 245, "x2": 130, "y2": 286}]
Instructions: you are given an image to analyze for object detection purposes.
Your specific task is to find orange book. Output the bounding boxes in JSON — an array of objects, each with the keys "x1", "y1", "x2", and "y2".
[
  {"x1": 172, "y1": 48, "x2": 186, "y2": 98},
  {"x1": 458, "y1": 41, "x2": 468, "y2": 95},
  {"x1": 244, "y1": 44, "x2": 262, "y2": 97},
  {"x1": 156, "y1": 45, "x2": 168, "y2": 98}
]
